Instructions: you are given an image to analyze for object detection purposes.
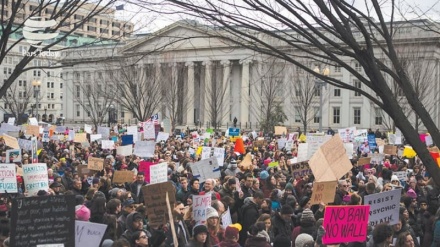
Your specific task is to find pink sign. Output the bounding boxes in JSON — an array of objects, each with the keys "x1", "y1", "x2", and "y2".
[
  {"x1": 322, "y1": 205, "x2": 370, "y2": 244},
  {"x1": 138, "y1": 161, "x2": 156, "y2": 183},
  {"x1": 419, "y1": 133, "x2": 427, "y2": 143}
]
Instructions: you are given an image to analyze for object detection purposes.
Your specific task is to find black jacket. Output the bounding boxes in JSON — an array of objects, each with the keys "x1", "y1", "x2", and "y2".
[
  {"x1": 128, "y1": 181, "x2": 147, "y2": 204},
  {"x1": 239, "y1": 198, "x2": 260, "y2": 246},
  {"x1": 271, "y1": 212, "x2": 293, "y2": 239}
]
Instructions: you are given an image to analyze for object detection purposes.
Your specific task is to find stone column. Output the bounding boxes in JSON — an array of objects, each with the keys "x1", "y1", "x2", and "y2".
[
  {"x1": 202, "y1": 60, "x2": 211, "y2": 126},
  {"x1": 221, "y1": 60, "x2": 231, "y2": 127},
  {"x1": 185, "y1": 62, "x2": 195, "y2": 126},
  {"x1": 240, "y1": 59, "x2": 251, "y2": 127}
]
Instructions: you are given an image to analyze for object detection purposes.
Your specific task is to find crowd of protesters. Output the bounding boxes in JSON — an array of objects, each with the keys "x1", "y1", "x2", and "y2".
[{"x1": 0, "y1": 125, "x2": 440, "y2": 247}]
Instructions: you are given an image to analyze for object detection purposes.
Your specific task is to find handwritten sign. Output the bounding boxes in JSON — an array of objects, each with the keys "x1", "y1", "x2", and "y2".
[
  {"x1": 274, "y1": 126, "x2": 287, "y2": 136},
  {"x1": 28, "y1": 117, "x2": 38, "y2": 125},
  {"x1": 0, "y1": 163, "x2": 17, "y2": 193},
  {"x1": 87, "y1": 157, "x2": 104, "y2": 171},
  {"x1": 156, "y1": 132, "x2": 170, "y2": 143},
  {"x1": 193, "y1": 194, "x2": 212, "y2": 224},
  {"x1": 112, "y1": 171, "x2": 134, "y2": 184},
  {"x1": 133, "y1": 141, "x2": 155, "y2": 157},
  {"x1": 310, "y1": 181, "x2": 337, "y2": 205},
  {"x1": 393, "y1": 171, "x2": 407, "y2": 181},
  {"x1": 201, "y1": 147, "x2": 211, "y2": 160},
  {"x1": 384, "y1": 145, "x2": 397, "y2": 155},
  {"x1": 11, "y1": 195, "x2": 75, "y2": 247},
  {"x1": 76, "y1": 220, "x2": 107, "y2": 246},
  {"x1": 149, "y1": 162, "x2": 168, "y2": 184},
  {"x1": 117, "y1": 145, "x2": 132, "y2": 156},
  {"x1": 357, "y1": 157, "x2": 371, "y2": 166},
  {"x1": 2, "y1": 134, "x2": 19, "y2": 149},
  {"x1": 364, "y1": 189, "x2": 401, "y2": 226},
  {"x1": 74, "y1": 133, "x2": 88, "y2": 143},
  {"x1": 7, "y1": 117, "x2": 15, "y2": 125},
  {"x1": 101, "y1": 140, "x2": 115, "y2": 150},
  {"x1": 90, "y1": 134, "x2": 102, "y2": 142},
  {"x1": 213, "y1": 148, "x2": 225, "y2": 167},
  {"x1": 296, "y1": 143, "x2": 309, "y2": 162},
  {"x1": 143, "y1": 122, "x2": 155, "y2": 140},
  {"x1": 290, "y1": 162, "x2": 313, "y2": 178},
  {"x1": 142, "y1": 182, "x2": 176, "y2": 228},
  {"x1": 22, "y1": 163, "x2": 49, "y2": 195},
  {"x1": 376, "y1": 138, "x2": 385, "y2": 147},
  {"x1": 26, "y1": 125, "x2": 40, "y2": 137},
  {"x1": 77, "y1": 165, "x2": 95, "y2": 178},
  {"x1": 191, "y1": 157, "x2": 221, "y2": 183},
  {"x1": 322, "y1": 205, "x2": 370, "y2": 244},
  {"x1": 221, "y1": 207, "x2": 233, "y2": 229}
]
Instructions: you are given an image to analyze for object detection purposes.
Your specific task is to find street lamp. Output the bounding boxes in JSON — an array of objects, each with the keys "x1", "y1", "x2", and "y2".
[
  {"x1": 313, "y1": 66, "x2": 330, "y2": 132},
  {"x1": 32, "y1": 79, "x2": 41, "y2": 121}
]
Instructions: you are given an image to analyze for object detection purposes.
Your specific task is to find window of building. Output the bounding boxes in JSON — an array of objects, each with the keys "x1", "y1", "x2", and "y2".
[
  {"x1": 76, "y1": 104, "x2": 80, "y2": 117},
  {"x1": 333, "y1": 107, "x2": 340, "y2": 124},
  {"x1": 355, "y1": 62, "x2": 362, "y2": 72},
  {"x1": 33, "y1": 70, "x2": 41, "y2": 77},
  {"x1": 354, "y1": 80, "x2": 361, "y2": 96},
  {"x1": 60, "y1": 92, "x2": 63, "y2": 99},
  {"x1": 314, "y1": 86, "x2": 321, "y2": 97},
  {"x1": 47, "y1": 93, "x2": 50, "y2": 99},
  {"x1": 47, "y1": 82, "x2": 50, "y2": 88},
  {"x1": 51, "y1": 93, "x2": 54, "y2": 99},
  {"x1": 334, "y1": 65, "x2": 341, "y2": 73},
  {"x1": 334, "y1": 88, "x2": 341, "y2": 97},
  {"x1": 51, "y1": 82, "x2": 54, "y2": 88},
  {"x1": 76, "y1": 85, "x2": 80, "y2": 97},
  {"x1": 60, "y1": 83, "x2": 63, "y2": 89},
  {"x1": 295, "y1": 107, "x2": 301, "y2": 123},
  {"x1": 295, "y1": 82, "x2": 301, "y2": 97},
  {"x1": 375, "y1": 108, "x2": 383, "y2": 125},
  {"x1": 314, "y1": 107, "x2": 320, "y2": 123},
  {"x1": 354, "y1": 107, "x2": 361, "y2": 124}
]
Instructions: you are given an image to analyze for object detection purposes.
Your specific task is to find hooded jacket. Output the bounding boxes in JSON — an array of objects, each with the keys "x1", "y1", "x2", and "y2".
[
  {"x1": 239, "y1": 198, "x2": 260, "y2": 246},
  {"x1": 120, "y1": 212, "x2": 144, "y2": 245}
]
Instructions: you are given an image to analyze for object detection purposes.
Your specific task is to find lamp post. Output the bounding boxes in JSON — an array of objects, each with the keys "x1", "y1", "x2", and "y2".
[
  {"x1": 32, "y1": 79, "x2": 41, "y2": 121},
  {"x1": 313, "y1": 66, "x2": 330, "y2": 132}
]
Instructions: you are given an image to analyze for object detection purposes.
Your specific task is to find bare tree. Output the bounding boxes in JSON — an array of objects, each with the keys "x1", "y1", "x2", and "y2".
[
  {"x1": 68, "y1": 71, "x2": 118, "y2": 129},
  {"x1": 204, "y1": 61, "x2": 229, "y2": 129},
  {"x1": 142, "y1": 0, "x2": 440, "y2": 184},
  {"x1": 0, "y1": 82, "x2": 43, "y2": 124},
  {"x1": 111, "y1": 58, "x2": 163, "y2": 122}
]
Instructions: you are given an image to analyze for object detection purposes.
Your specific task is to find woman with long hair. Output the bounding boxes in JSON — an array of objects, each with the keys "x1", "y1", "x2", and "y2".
[
  {"x1": 205, "y1": 207, "x2": 222, "y2": 246},
  {"x1": 257, "y1": 214, "x2": 274, "y2": 243},
  {"x1": 395, "y1": 232, "x2": 415, "y2": 247}
]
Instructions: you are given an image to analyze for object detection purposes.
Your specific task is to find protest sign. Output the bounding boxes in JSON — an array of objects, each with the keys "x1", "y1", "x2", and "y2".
[
  {"x1": 0, "y1": 163, "x2": 17, "y2": 193},
  {"x1": 201, "y1": 147, "x2": 211, "y2": 160},
  {"x1": 240, "y1": 153, "x2": 252, "y2": 170},
  {"x1": 228, "y1": 128, "x2": 240, "y2": 137},
  {"x1": 191, "y1": 157, "x2": 221, "y2": 183},
  {"x1": 357, "y1": 157, "x2": 371, "y2": 166},
  {"x1": 31, "y1": 137, "x2": 38, "y2": 163},
  {"x1": 144, "y1": 122, "x2": 155, "y2": 139},
  {"x1": 156, "y1": 132, "x2": 170, "y2": 143},
  {"x1": 343, "y1": 143, "x2": 354, "y2": 159},
  {"x1": 6, "y1": 149, "x2": 21, "y2": 162},
  {"x1": 83, "y1": 124, "x2": 93, "y2": 134},
  {"x1": 139, "y1": 161, "x2": 155, "y2": 183},
  {"x1": 322, "y1": 205, "x2": 370, "y2": 244},
  {"x1": 309, "y1": 135, "x2": 353, "y2": 182},
  {"x1": 370, "y1": 153, "x2": 385, "y2": 164},
  {"x1": 426, "y1": 135, "x2": 433, "y2": 146},
  {"x1": 384, "y1": 145, "x2": 397, "y2": 155},
  {"x1": 22, "y1": 163, "x2": 49, "y2": 195},
  {"x1": 75, "y1": 220, "x2": 107, "y2": 247},
  {"x1": 149, "y1": 162, "x2": 168, "y2": 184},
  {"x1": 133, "y1": 141, "x2": 155, "y2": 157},
  {"x1": 307, "y1": 135, "x2": 332, "y2": 159},
  {"x1": 2, "y1": 134, "x2": 19, "y2": 149},
  {"x1": 368, "y1": 134, "x2": 377, "y2": 150},
  {"x1": 26, "y1": 125, "x2": 40, "y2": 137},
  {"x1": 74, "y1": 133, "x2": 87, "y2": 143},
  {"x1": 0, "y1": 123, "x2": 20, "y2": 132},
  {"x1": 90, "y1": 134, "x2": 102, "y2": 142},
  {"x1": 7, "y1": 117, "x2": 15, "y2": 125},
  {"x1": 274, "y1": 126, "x2": 287, "y2": 136},
  {"x1": 310, "y1": 181, "x2": 337, "y2": 205},
  {"x1": 55, "y1": 126, "x2": 66, "y2": 133},
  {"x1": 142, "y1": 182, "x2": 176, "y2": 228},
  {"x1": 101, "y1": 140, "x2": 115, "y2": 150},
  {"x1": 291, "y1": 162, "x2": 313, "y2": 179},
  {"x1": 42, "y1": 130, "x2": 50, "y2": 142},
  {"x1": 126, "y1": 126, "x2": 139, "y2": 143},
  {"x1": 364, "y1": 189, "x2": 401, "y2": 226},
  {"x1": 277, "y1": 138, "x2": 287, "y2": 149},
  {"x1": 28, "y1": 117, "x2": 38, "y2": 125},
  {"x1": 338, "y1": 127, "x2": 356, "y2": 143},
  {"x1": 221, "y1": 207, "x2": 233, "y2": 229},
  {"x1": 393, "y1": 171, "x2": 407, "y2": 181},
  {"x1": 117, "y1": 145, "x2": 133, "y2": 156},
  {"x1": 296, "y1": 143, "x2": 308, "y2": 162},
  {"x1": 18, "y1": 138, "x2": 32, "y2": 151},
  {"x1": 376, "y1": 138, "x2": 386, "y2": 147},
  {"x1": 193, "y1": 194, "x2": 212, "y2": 224},
  {"x1": 121, "y1": 135, "x2": 133, "y2": 145},
  {"x1": 213, "y1": 147, "x2": 225, "y2": 167},
  {"x1": 87, "y1": 157, "x2": 104, "y2": 171},
  {"x1": 97, "y1": 126, "x2": 110, "y2": 139},
  {"x1": 112, "y1": 170, "x2": 135, "y2": 184},
  {"x1": 68, "y1": 129, "x2": 75, "y2": 141},
  {"x1": 10, "y1": 195, "x2": 75, "y2": 247}
]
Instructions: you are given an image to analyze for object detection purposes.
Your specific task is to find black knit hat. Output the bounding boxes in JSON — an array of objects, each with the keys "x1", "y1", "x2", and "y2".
[{"x1": 193, "y1": 224, "x2": 208, "y2": 237}]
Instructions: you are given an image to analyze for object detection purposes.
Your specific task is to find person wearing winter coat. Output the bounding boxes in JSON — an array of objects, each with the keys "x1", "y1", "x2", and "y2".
[
  {"x1": 291, "y1": 208, "x2": 316, "y2": 246},
  {"x1": 239, "y1": 191, "x2": 265, "y2": 246},
  {"x1": 185, "y1": 225, "x2": 210, "y2": 247},
  {"x1": 218, "y1": 224, "x2": 242, "y2": 247},
  {"x1": 244, "y1": 223, "x2": 271, "y2": 247},
  {"x1": 272, "y1": 205, "x2": 294, "y2": 240}
]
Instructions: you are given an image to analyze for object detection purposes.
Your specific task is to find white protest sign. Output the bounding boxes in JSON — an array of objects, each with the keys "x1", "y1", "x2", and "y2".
[
  {"x1": 191, "y1": 157, "x2": 221, "y2": 183},
  {"x1": 90, "y1": 134, "x2": 102, "y2": 142},
  {"x1": 143, "y1": 122, "x2": 155, "y2": 140},
  {"x1": 7, "y1": 117, "x2": 15, "y2": 125},
  {"x1": 22, "y1": 163, "x2": 49, "y2": 195},
  {"x1": 364, "y1": 189, "x2": 401, "y2": 226},
  {"x1": 84, "y1": 124, "x2": 92, "y2": 134},
  {"x1": 213, "y1": 148, "x2": 225, "y2": 167},
  {"x1": 42, "y1": 131, "x2": 50, "y2": 142},
  {"x1": 395, "y1": 129, "x2": 402, "y2": 145},
  {"x1": 117, "y1": 145, "x2": 133, "y2": 156},
  {"x1": 156, "y1": 132, "x2": 170, "y2": 143},
  {"x1": 193, "y1": 194, "x2": 212, "y2": 224},
  {"x1": 1, "y1": 123, "x2": 20, "y2": 132},
  {"x1": 426, "y1": 135, "x2": 433, "y2": 146},
  {"x1": 101, "y1": 140, "x2": 115, "y2": 150},
  {"x1": 28, "y1": 117, "x2": 38, "y2": 126},
  {"x1": 277, "y1": 138, "x2": 287, "y2": 149},
  {"x1": 370, "y1": 153, "x2": 385, "y2": 164},
  {"x1": 296, "y1": 143, "x2": 308, "y2": 162},
  {"x1": 201, "y1": 147, "x2": 211, "y2": 160},
  {"x1": 393, "y1": 171, "x2": 407, "y2": 181},
  {"x1": 18, "y1": 138, "x2": 32, "y2": 151},
  {"x1": 97, "y1": 126, "x2": 110, "y2": 139},
  {"x1": 126, "y1": 126, "x2": 138, "y2": 143},
  {"x1": 285, "y1": 140, "x2": 293, "y2": 151},
  {"x1": 343, "y1": 142, "x2": 354, "y2": 159},
  {"x1": 338, "y1": 127, "x2": 356, "y2": 143},
  {"x1": 149, "y1": 162, "x2": 168, "y2": 184},
  {"x1": 68, "y1": 130, "x2": 75, "y2": 141},
  {"x1": 221, "y1": 207, "x2": 233, "y2": 229},
  {"x1": 75, "y1": 220, "x2": 108, "y2": 247},
  {"x1": 134, "y1": 141, "x2": 155, "y2": 157},
  {"x1": 306, "y1": 135, "x2": 332, "y2": 159},
  {"x1": 0, "y1": 163, "x2": 17, "y2": 193}
]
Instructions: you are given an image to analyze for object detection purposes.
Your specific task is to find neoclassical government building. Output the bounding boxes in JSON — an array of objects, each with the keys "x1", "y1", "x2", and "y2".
[{"x1": 58, "y1": 20, "x2": 440, "y2": 131}]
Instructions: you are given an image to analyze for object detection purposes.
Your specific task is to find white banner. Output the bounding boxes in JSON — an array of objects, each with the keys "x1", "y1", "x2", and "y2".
[
  {"x1": 364, "y1": 189, "x2": 401, "y2": 226},
  {"x1": 191, "y1": 157, "x2": 220, "y2": 183},
  {"x1": 0, "y1": 163, "x2": 17, "y2": 193},
  {"x1": 201, "y1": 147, "x2": 211, "y2": 160},
  {"x1": 101, "y1": 140, "x2": 115, "y2": 150},
  {"x1": 116, "y1": 145, "x2": 133, "y2": 156},
  {"x1": 156, "y1": 132, "x2": 170, "y2": 143},
  {"x1": 149, "y1": 162, "x2": 168, "y2": 184},
  {"x1": 133, "y1": 141, "x2": 155, "y2": 157},
  {"x1": 23, "y1": 163, "x2": 49, "y2": 196}
]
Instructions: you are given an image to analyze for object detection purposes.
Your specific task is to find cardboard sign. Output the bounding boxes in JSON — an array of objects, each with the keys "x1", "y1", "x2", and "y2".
[
  {"x1": 26, "y1": 125, "x2": 40, "y2": 137},
  {"x1": 87, "y1": 157, "x2": 104, "y2": 171},
  {"x1": 240, "y1": 153, "x2": 252, "y2": 170},
  {"x1": 364, "y1": 189, "x2": 401, "y2": 226},
  {"x1": 193, "y1": 194, "x2": 212, "y2": 224},
  {"x1": 112, "y1": 170, "x2": 135, "y2": 184},
  {"x1": 291, "y1": 162, "x2": 313, "y2": 178},
  {"x1": 133, "y1": 141, "x2": 155, "y2": 157},
  {"x1": 0, "y1": 163, "x2": 18, "y2": 193},
  {"x1": 191, "y1": 157, "x2": 221, "y2": 183},
  {"x1": 376, "y1": 138, "x2": 385, "y2": 147},
  {"x1": 310, "y1": 181, "x2": 337, "y2": 205},
  {"x1": 75, "y1": 220, "x2": 107, "y2": 247},
  {"x1": 274, "y1": 126, "x2": 287, "y2": 136},
  {"x1": 74, "y1": 133, "x2": 88, "y2": 143},
  {"x1": 11, "y1": 195, "x2": 75, "y2": 246},
  {"x1": 142, "y1": 182, "x2": 176, "y2": 228},
  {"x1": 6, "y1": 149, "x2": 21, "y2": 162},
  {"x1": 149, "y1": 162, "x2": 168, "y2": 184},
  {"x1": 22, "y1": 163, "x2": 49, "y2": 196},
  {"x1": 384, "y1": 145, "x2": 397, "y2": 155},
  {"x1": 308, "y1": 135, "x2": 353, "y2": 182},
  {"x1": 116, "y1": 145, "x2": 133, "y2": 156},
  {"x1": 101, "y1": 140, "x2": 115, "y2": 150},
  {"x1": 322, "y1": 205, "x2": 370, "y2": 244},
  {"x1": 357, "y1": 157, "x2": 371, "y2": 166},
  {"x1": 2, "y1": 134, "x2": 19, "y2": 149}
]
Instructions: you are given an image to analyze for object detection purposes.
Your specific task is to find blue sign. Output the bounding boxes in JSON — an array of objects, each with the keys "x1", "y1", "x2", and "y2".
[
  {"x1": 368, "y1": 134, "x2": 377, "y2": 151},
  {"x1": 229, "y1": 128, "x2": 240, "y2": 137},
  {"x1": 121, "y1": 135, "x2": 133, "y2": 145}
]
